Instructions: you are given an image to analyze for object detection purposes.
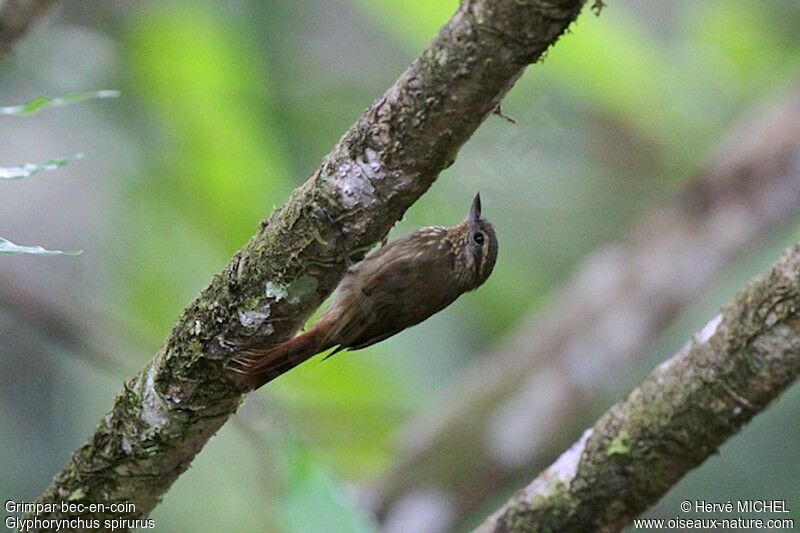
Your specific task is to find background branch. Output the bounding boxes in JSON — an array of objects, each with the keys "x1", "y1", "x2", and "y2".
[
  {"x1": 376, "y1": 82, "x2": 800, "y2": 531},
  {"x1": 478, "y1": 242, "x2": 800, "y2": 531},
  {"x1": 0, "y1": 273, "x2": 133, "y2": 375},
  {"x1": 0, "y1": 0, "x2": 56, "y2": 58},
  {"x1": 29, "y1": 0, "x2": 587, "y2": 524}
]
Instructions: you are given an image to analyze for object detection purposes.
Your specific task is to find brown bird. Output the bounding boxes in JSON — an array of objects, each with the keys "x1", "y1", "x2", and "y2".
[{"x1": 228, "y1": 193, "x2": 498, "y2": 390}]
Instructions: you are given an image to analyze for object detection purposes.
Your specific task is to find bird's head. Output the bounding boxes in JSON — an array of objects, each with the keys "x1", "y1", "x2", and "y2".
[{"x1": 451, "y1": 193, "x2": 498, "y2": 291}]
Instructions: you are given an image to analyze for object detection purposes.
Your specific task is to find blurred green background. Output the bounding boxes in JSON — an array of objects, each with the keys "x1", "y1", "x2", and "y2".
[{"x1": 1, "y1": 0, "x2": 799, "y2": 531}]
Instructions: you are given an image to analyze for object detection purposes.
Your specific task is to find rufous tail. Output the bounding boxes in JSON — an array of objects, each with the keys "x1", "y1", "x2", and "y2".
[{"x1": 227, "y1": 321, "x2": 331, "y2": 390}]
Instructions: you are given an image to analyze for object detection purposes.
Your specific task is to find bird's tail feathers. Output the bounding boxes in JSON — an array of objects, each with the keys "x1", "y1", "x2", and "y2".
[{"x1": 227, "y1": 322, "x2": 330, "y2": 390}]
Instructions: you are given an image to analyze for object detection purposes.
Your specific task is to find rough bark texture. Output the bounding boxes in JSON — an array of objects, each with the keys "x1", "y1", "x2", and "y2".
[
  {"x1": 477, "y1": 243, "x2": 800, "y2": 532},
  {"x1": 0, "y1": 0, "x2": 55, "y2": 57},
  {"x1": 27, "y1": 0, "x2": 587, "y2": 528},
  {"x1": 376, "y1": 85, "x2": 800, "y2": 533}
]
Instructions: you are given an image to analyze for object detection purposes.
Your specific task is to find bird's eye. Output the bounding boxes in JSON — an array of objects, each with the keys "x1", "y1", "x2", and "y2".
[{"x1": 473, "y1": 232, "x2": 485, "y2": 245}]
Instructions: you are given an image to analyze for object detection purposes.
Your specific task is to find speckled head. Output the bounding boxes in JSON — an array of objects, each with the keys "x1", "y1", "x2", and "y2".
[{"x1": 452, "y1": 193, "x2": 498, "y2": 290}]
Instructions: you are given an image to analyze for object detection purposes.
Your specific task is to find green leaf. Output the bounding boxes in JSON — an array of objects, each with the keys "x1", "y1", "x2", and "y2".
[
  {"x1": 0, "y1": 90, "x2": 120, "y2": 116},
  {"x1": 271, "y1": 347, "x2": 414, "y2": 477},
  {"x1": 352, "y1": 0, "x2": 452, "y2": 46},
  {"x1": 281, "y1": 445, "x2": 378, "y2": 533},
  {"x1": 0, "y1": 153, "x2": 84, "y2": 179},
  {"x1": 122, "y1": 4, "x2": 294, "y2": 334},
  {"x1": 0, "y1": 237, "x2": 81, "y2": 256},
  {"x1": 127, "y1": 6, "x2": 291, "y2": 245}
]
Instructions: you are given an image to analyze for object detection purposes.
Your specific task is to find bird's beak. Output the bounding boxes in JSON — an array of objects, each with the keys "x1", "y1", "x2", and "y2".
[{"x1": 469, "y1": 192, "x2": 482, "y2": 223}]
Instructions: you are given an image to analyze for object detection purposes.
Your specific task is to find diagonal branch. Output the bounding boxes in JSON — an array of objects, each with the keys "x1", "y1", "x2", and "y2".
[
  {"x1": 375, "y1": 83, "x2": 800, "y2": 532},
  {"x1": 0, "y1": 0, "x2": 56, "y2": 58},
  {"x1": 29, "y1": 0, "x2": 588, "y2": 524},
  {"x1": 478, "y1": 242, "x2": 800, "y2": 532}
]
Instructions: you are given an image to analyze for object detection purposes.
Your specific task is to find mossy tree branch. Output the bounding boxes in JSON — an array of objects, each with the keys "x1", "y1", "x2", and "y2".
[
  {"x1": 29, "y1": 0, "x2": 587, "y2": 526},
  {"x1": 478, "y1": 243, "x2": 800, "y2": 532}
]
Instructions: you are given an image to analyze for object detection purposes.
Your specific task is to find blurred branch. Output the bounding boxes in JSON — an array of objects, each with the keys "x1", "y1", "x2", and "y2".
[
  {"x1": 477, "y1": 243, "x2": 800, "y2": 531},
  {"x1": 29, "y1": 0, "x2": 587, "y2": 525},
  {"x1": 0, "y1": 0, "x2": 56, "y2": 57},
  {"x1": 0, "y1": 274, "x2": 131, "y2": 375},
  {"x1": 375, "y1": 84, "x2": 800, "y2": 531}
]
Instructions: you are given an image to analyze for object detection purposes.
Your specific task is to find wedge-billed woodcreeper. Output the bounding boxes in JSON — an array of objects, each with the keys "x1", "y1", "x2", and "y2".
[{"x1": 228, "y1": 193, "x2": 498, "y2": 389}]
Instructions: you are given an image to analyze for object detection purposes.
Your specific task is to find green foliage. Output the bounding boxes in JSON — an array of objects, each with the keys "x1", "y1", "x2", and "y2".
[
  {"x1": 686, "y1": 1, "x2": 800, "y2": 98},
  {"x1": 352, "y1": 0, "x2": 452, "y2": 46},
  {"x1": 280, "y1": 445, "x2": 378, "y2": 533},
  {"x1": 126, "y1": 4, "x2": 290, "y2": 246},
  {"x1": 121, "y1": 3, "x2": 294, "y2": 332},
  {"x1": 355, "y1": 0, "x2": 800, "y2": 171},
  {"x1": 270, "y1": 350, "x2": 414, "y2": 476}
]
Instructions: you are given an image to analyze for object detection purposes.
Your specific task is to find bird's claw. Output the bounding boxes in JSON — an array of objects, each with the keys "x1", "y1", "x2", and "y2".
[{"x1": 225, "y1": 355, "x2": 259, "y2": 374}]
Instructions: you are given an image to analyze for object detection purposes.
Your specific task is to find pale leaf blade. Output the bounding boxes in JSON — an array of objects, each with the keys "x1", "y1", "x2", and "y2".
[
  {"x1": 0, "y1": 90, "x2": 120, "y2": 116},
  {"x1": 0, "y1": 153, "x2": 84, "y2": 180},
  {"x1": 0, "y1": 237, "x2": 81, "y2": 256}
]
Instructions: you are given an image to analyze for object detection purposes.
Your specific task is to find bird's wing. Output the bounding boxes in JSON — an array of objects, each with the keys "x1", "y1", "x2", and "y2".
[{"x1": 324, "y1": 236, "x2": 459, "y2": 352}]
